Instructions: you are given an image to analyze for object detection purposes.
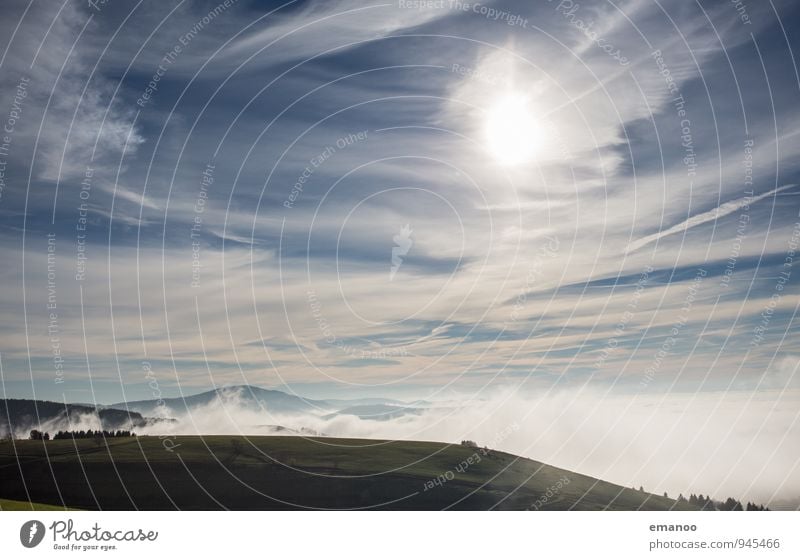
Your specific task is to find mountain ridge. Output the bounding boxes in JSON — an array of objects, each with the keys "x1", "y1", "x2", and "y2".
[
  {"x1": 0, "y1": 399, "x2": 147, "y2": 436},
  {"x1": 108, "y1": 384, "x2": 429, "y2": 418}
]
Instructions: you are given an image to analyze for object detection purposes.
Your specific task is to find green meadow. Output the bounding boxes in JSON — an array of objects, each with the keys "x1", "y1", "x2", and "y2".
[{"x1": 0, "y1": 436, "x2": 696, "y2": 511}]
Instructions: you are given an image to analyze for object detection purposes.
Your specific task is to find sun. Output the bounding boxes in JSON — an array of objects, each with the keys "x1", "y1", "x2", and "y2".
[{"x1": 485, "y1": 93, "x2": 540, "y2": 165}]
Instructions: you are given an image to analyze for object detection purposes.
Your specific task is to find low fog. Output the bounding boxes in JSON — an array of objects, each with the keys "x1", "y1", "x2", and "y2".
[{"x1": 122, "y1": 385, "x2": 800, "y2": 508}]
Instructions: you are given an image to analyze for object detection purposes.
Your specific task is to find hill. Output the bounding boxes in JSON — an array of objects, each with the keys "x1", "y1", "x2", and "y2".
[
  {"x1": 0, "y1": 498, "x2": 77, "y2": 511},
  {"x1": 109, "y1": 385, "x2": 332, "y2": 416},
  {"x1": 108, "y1": 384, "x2": 429, "y2": 419},
  {"x1": 0, "y1": 435, "x2": 698, "y2": 511},
  {"x1": 0, "y1": 399, "x2": 147, "y2": 437}
]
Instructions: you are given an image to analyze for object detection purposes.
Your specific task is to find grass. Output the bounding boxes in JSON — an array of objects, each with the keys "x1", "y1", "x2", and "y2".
[
  {"x1": 0, "y1": 498, "x2": 77, "y2": 511},
  {"x1": 0, "y1": 436, "x2": 698, "y2": 511}
]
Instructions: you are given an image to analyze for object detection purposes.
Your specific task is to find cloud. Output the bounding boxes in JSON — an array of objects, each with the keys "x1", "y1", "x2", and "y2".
[
  {"x1": 217, "y1": 1, "x2": 453, "y2": 70},
  {"x1": 95, "y1": 182, "x2": 161, "y2": 211},
  {"x1": 626, "y1": 185, "x2": 797, "y2": 254},
  {"x1": 0, "y1": 2, "x2": 144, "y2": 183}
]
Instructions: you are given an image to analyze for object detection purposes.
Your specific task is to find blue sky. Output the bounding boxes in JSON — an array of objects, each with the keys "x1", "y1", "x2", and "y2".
[{"x1": 0, "y1": 0, "x2": 799, "y2": 408}]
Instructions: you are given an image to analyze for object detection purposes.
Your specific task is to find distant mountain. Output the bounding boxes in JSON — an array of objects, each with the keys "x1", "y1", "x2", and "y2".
[
  {"x1": 0, "y1": 386, "x2": 429, "y2": 436},
  {"x1": 109, "y1": 385, "x2": 332, "y2": 417},
  {"x1": 0, "y1": 399, "x2": 146, "y2": 437},
  {"x1": 109, "y1": 385, "x2": 426, "y2": 419}
]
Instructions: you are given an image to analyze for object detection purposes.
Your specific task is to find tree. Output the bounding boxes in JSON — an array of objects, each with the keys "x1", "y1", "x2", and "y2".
[
  {"x1": 723, "y1": 497, "x2": 744, "y2": 511},
  {"x1": 29, "y1": 429, "x2": 43, "y2": 440},
  {"x1": 639, "y1": 486, "x2": 644, "y2": 492},
  {"x1": 43, "y1": 432, "x2": 50, "y2": 441},
  {"x1": 723, "y1": 497, "x2": 737, "y2": 511}
]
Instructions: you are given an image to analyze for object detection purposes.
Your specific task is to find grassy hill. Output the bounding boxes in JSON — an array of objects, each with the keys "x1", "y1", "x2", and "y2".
[
  {"x1": 0, "y1": 498, "x2": 77, "y2": 511},
  {"x1": 0, "y1": 436, "x2": 697, "y2": 511}
]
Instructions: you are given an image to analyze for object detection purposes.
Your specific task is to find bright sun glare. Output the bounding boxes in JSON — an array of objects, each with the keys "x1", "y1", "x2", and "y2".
[{"x1": 485, "y1": 93, "x2": 540, "y2": 166}]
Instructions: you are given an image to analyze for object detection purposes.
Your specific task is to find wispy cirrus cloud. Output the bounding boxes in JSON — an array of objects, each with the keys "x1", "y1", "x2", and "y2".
[
  {"x1": 626, "y1": 184, "x2": 798, "y2": 254},
  {"x1": 0, "y1": 0, "x2": 798, "y2": 416}
]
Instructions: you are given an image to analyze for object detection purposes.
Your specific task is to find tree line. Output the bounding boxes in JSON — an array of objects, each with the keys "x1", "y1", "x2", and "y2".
[
  {"x1": 29, "y1": 429, "x2": 136, "y2": 440},
  {"x1": 638, "y1": 486, "x2": 769, "y2": 511},
  {"x1": 678, "y1": 492, "x2": 767, "y2": 511}
]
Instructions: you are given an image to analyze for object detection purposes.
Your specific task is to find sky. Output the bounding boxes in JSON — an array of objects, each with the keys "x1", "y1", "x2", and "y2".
[{"x1": 0, "y1": 0, "x2": 798, "y2": 421}]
